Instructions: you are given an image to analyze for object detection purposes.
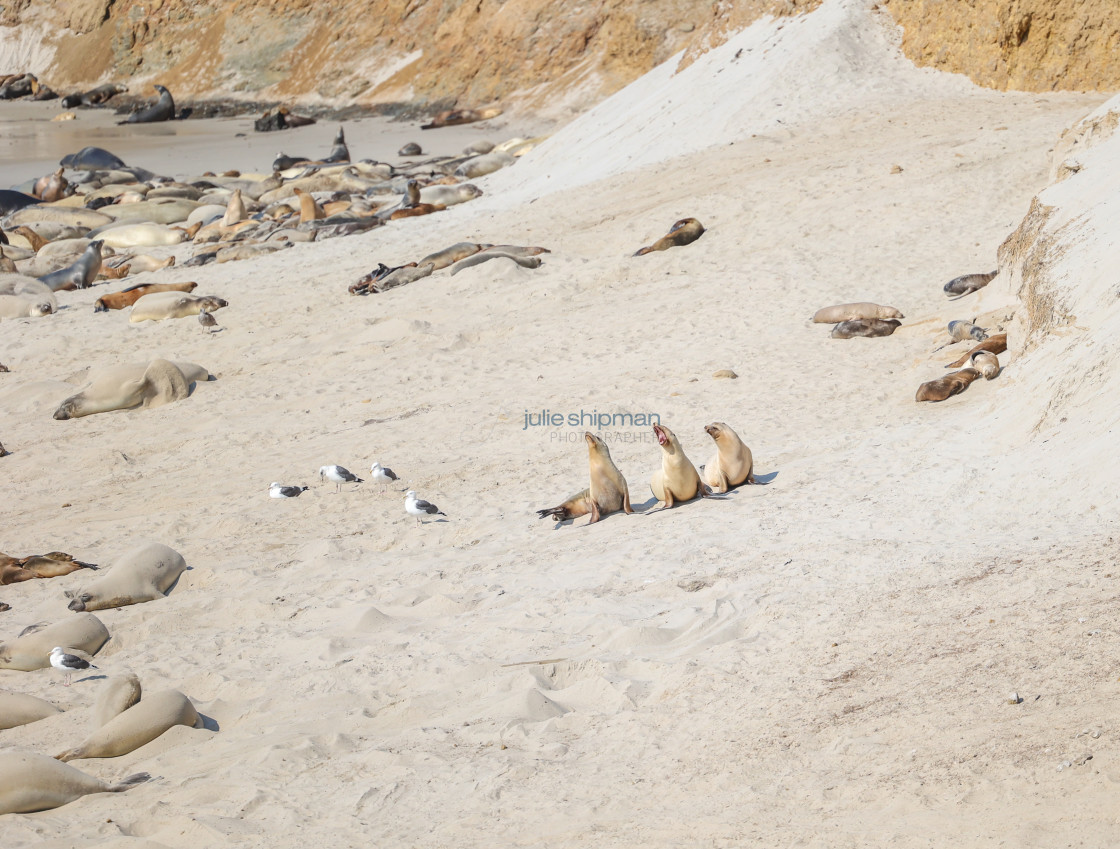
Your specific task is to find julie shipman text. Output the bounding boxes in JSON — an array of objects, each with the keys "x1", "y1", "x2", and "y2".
[{"x1": 523, "y1": 410, "x2": 661, "y2": 429}]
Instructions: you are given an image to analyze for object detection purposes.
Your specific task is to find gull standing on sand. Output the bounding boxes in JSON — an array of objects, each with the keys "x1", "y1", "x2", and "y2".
[
  {"x1": 406, "y1": 490, "x2": 445, "y2": 525},
  {"x1": 50, "y1": 646, "x2": 96, "y2": 686},
  {"x1": 369, "y1": 462, "x2": 399, "y2": 491},
  {"x1": 270, "y1": 482, "x2": 308, "y2": 498},
  {"x1": 198, "y1": 308, "x2": 218, "y2": 334},
  {"x1": 319, "y1": 465, "x2": 363, "y2": 492}
]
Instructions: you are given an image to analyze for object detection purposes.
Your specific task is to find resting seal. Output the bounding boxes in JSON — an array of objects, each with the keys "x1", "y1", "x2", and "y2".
[
  {"x1": 634, "y1": 218, "x2": 705, "y2": 256},
  {"x1": 421, "y1": 107, "x2": 503, "y2": 129},
  {"x1": 0, "y1": 613, "x2": 109, "y2": 670},
  {"x1": 53, "y1": 359, "x2": 211, "y2": 420},
  {"x1": 948, "y1": 320, "x2": 988, "y2": 342},
  {"x1": 946, "y1": 333, "x2": 1007, "y2": 368},
  {"x1": 56, "y1": 688, "x2": 203, "y2": 762},
  {"x1": 830, "y1": 318, "x2": 901, "y2": 338},
  {"x1": 812, "y1": 302, "x2": 904, "y2": 323},
  {"x1": 944, "y1": 270, "x2": 997, "y2": 297},
  {"x1": 0, "y1": 189, "x2": 39, "y2": 216},
  {"x1": 650, "y1": 424, "x2": 711, "y2": 507},
  {"x1": 66, "y1": 542, "x2": 187, "y2": 612},
  {"x1": 38, "y1": 240, "x2": 104, "y2": 291},
  {"x1": 915, "y1": 368, "x2": 982, "y2": 402},
  {"x1": 0, "y1": 693, "x2": 61, "y2": 730},
  {"x1": 971, "y1": 350, "x2": 1000, "y2": 379},
  {"x1": 0, "y1": 752, "x2": 150, "y2": 814},
  {"x1": 455, "y1": 152, "x2": 516, "y2": 179},
  {"x1": 536, "y1": 432, "x2": 633, "y2": 524},
  {"x1": 88, "y1": 222, "x2": 186, "y2": 249},
  {"x1": 417, "y1": 242, "x2": 490, "y2": 271},
  {"x1": 60, "y1": 146, "x2": 128, "y2": 170},
  {"x1": 94, "y1": 673, "x2": 142, "y2": 728},
  {"x1": 95, "y1": 281, "x2": 197, "y2": 312},
  {"x1": 0, "y1": 293, "x2": 53, "y2": 319},
  {"x1": 418, "y1": 183, "x2": 483, "y2": 207},
  {"x1": 123, "y1": 84, "x2": 175, "y2": 124},
  {"x1": 702, "y1": 422, "x2": 761, "y2": 492},
  {"x1": 130, "y1": 292, "x2": 227, "y2": 323}
]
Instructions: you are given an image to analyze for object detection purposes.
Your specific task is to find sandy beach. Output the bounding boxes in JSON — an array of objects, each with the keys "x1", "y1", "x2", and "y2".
[{"x1": 2, "y1": 1, "x2": 1119, "y2": 845}]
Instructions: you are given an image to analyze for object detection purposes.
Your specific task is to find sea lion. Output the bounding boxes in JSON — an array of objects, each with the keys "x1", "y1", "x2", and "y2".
[
  {"x1": 37, "y1": 240, "x2": 104, "y2": 291},
  {"x1": 65, "y1": 542, "x2": 187, "y2": 612},
  {"x1": 948, "y1": 320, "x2": 988, "y2": 342},
  {"x1": 945, "y1": 333, "x2": 1007, "y2": 368},
  {"x1": 702, "y1": 422, "x2": 760, "y2": 492},
  {"x1": 0, "y1": 752, "x2": 150, "y2": 814},
  {"x1": 365, "y1": 262, "x2": 434, "y2": 294},
  {"x1": 100, "y1": 198, "x2": 199, "y2": 224},
  {"x1": 81, "y1": 83, "x2": 128, "y2": 106},
  {"x1": 34, "y1": 168, "x2": 70, "y2": 203},
  {"x1": 944, "y1": 270, "x2": 997, "y2": 297},
  {"x1": 399, "y1": 142, "x2": 422, "y2": 156},
  {"x1": 3, "y1": 205, "x2": 113, "y2": 230},
  {"x1": 449, "y1": 251, "x2": 543, "y2": 275},
  {"x1": 95, "y1": 281, "x2": 197, "y2": 312},
  {"x1": 812, "y1": 302, "x2": 905, "y2": 323},
  {"x1": 0, "y1": 613, "x2": 109, "y2": 670},
  {"x1": 634, "y1": 218, "x2": 705, "y2": 256},
  {"x1": 536, "y1": 432, "x2": 633, "y2": 524},
  {"x1": 129, "y1": 292, "x2": 227, "y2": 323},
  {"x1": 59, "y1": 146, "x2": 128, "y2": 170},
  {"x1": 89, "y1": 222, "x2": 186, "y2": 249},
  {"x1": 417, "y1": 242, "x2": 491, "y2": 271},
  {"x1": 418, "y1": 183, "x2": 483, "y2": 206},
  {"x1": 454, "y1": 152, "x2": 516, "y2": 179},
  {"x1": 915, "y1": 368, "x2": 982, "y2": 402},
  {"x1": 105, "y1": 254, "x2": 175, "y2": 274},
  {"x1": 830, "y1": 318, "x2": 902, "y2": 338},
  {"x1": 389, "y1": 203, "x2": 445, "y2": 219},
  {"x1": 650, "y1": 424, "x2": 711, "y2": 507},
  {"x1": 123, "y1": 84, "x2": 175, "y2": 124},
  {"x1": 421, "y1": 107, "x2": 503, "y2": 129},
  {"x1": 94, "y1": 674, "x2": 142, "y2": 728},
  {"x1": 56, "y1": 689, "x2": 202, "y2": 762},
  {"x1": 0, "y1": 294, "x2": 53, "y2": 318},
  {"x1": 221, "y1": 189, "x2": 246, "y2": 226},
  {"x1": 0, "y1": 692, "x2": 61, "y2": 729},
  {"x1": 15, "y1": 552, "x2": 97, "y2": 578},
  {"x1": 0, "y1": 189, "x2": 40, "y2": 216},
  {"x1": 53, "y1": 359, "x2": 211, "y2": 420},
  {"x1": 292, "y1": 187, "x2": 325, "y2": 223},
  {"x1": 971, "y1": 350, "x2": 1000, "y2": 379},
  {"x1": 323, "y1": 126, "x2": 350, "y2": 163}
]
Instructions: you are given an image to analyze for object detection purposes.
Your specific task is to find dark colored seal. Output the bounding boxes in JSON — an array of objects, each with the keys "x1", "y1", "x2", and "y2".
[
  {"x1": 634, "y1": 218, "x2": 705, "y2": 256},
  {"x1": 944, "y1": 270, "x2": 997, "y2": 297},
  {"x1": 60, "y1": 147, "x2": 128, "y2": 170},
  {"x1": 121, "y1": 85, "x2": 176, "y2": 124},
  {"x1": 830, "y1": 318, "x2": 902, "y2": 338},
  {"x1": 0, "y1": 190, "x2": 39, "y2": 216}
]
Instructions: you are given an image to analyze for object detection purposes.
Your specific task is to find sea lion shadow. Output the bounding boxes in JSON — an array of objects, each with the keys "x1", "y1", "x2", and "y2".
[
  {"x1": 751, "y1": 471, "x2": 779, "y2": 485},
  {"x1": 632, "y1": 496, "x2": 659, "y2": 513},
  {"x1": 198, "y1": 713, "x2": 219, "y2": 732}
]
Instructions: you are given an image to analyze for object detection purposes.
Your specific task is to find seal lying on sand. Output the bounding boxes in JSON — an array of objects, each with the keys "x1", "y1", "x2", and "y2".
[
  {"x1": 53, "y1": 359, "x2": 211, "y2": 420},
  {"x1": 94, "y1": 674, "x2": 142, "y2": 728},
  {"x1": 65, "y1": 542, "x2": 187, "y2": 612},
  {"x1": 944, "y1": 270, "x2": 997, "y2": 297},
  {"x1": 56, "y1": 688, "x2": 203, "y2": 761},
  {"x1": 421, "y1": 107, "x2": 502, "y2": 129},
  {"x1": 830, "y1": 318, "x2": 901, "y2": 338},
  {"x1": 129, "y1": 292, "x2": 227, "y2": 323},
  {"x1": 0, "y1": 751, "x2": 151, "y2": 814},
  {"x1": 634, "y1": 218, "x2": 705, "y2": 256},
  {"x1": 0, "y1": 613, "x2": 109, "y2": 670},
  {"x1": 945, "y1": 333, "x2": 1007, "y2": 367},
  {"x1": 0, "y1": 693, "x2": 60, "y2": 729},
  {"x1": 812, "y1": 302, "x2": 904, "y2": 323},
  {"x1": 915, "y1": 368, "x2": 982, "y2": 402},
  {"x1": 95, "y1": 281, "x2": 198, "y2": 312},
  {"x1": 948, "y1": 320, "x2": 988, "y2": 342},
  {"x1": 536, "y1": 432, "x2": 633, "y2": 524},
  {"x1": 60, "y1": 146, "x2": 128, "y2": 170}
]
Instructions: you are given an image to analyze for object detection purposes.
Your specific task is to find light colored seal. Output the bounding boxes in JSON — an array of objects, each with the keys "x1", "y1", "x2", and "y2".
[
  {"x1": 2, "y1": 206, "x2": 112, "y2": 230},
  {"x1": 53, "y1": 359, "x2": 211, "y2": 420},
  {"x1": 449, "y1": 250, "x2": 542, "y2": 275},
  {"x1": 812, "y1": 302, "x2": 905, "y2": 323},
  {"x1": 418, "y1": 183, "x2": 483, "y2": 206},
  {"x1": 130, "y1": 292, "x2": 227, "y2": 323},
  {"x1": 944, "y1": 270, "x2": 997, "y2": 297},
  {"x1": 946, "y1": 334, "x2": 1007, "y2": 368},
  {"x1": 971, "y1": 350, "x2": 1000, "y2": 379},
  {"x1": 830, "y1": 318, "x2": 901, "y2": 338},
  {"x1": 0, "y1": 293, "x2": 53, "y2": 318},
  {"x1": 38, "y1": 240, "x2": 104, "y2": 291},
  {"x1": 702, "y1": 422, "x2": 759, "y2": 492},
  {"x1": 915, "y1": 368, "x2": 982, "y2": 402},
  {"x1": 634, "y1": 218, "x2": 705, "y2": 256},
  {"x1": 536, "y1": 432, "x2": 633, "y2": 524},
  {"x1": 56, "y1": 689, "x2": 202, "y2": 762},
  {"x1": 454, "y1": 152, "x2": 516, "y2": 179},
  {"x1": 100, "y1": 198, "x2": 199, "y2": 225},
  {"x1": 95, "y1": 281, "x2": 197, "y2": 312},
  {"x1": 0, "y1": 751, "x2": 151, "y2": 814},
  {"x1": 650, "y1": 423, "x2": 711, "y2": 507},
  {"x1": 0, "y1": 692, "x2": 61, "y2": 730},
  {"x1": 65, "y1": 542, "x2": 187, "y2": 612},
  {"x1": 417, "y1": 242, "x2": 491, "y2": 271},
  {"x1": 0, "y1": 613, "x2": 109, "y2": 670},
  {"x1": 947, "y1": 319, "x2": 988, "y2": 342},
  {"x1": 421, "y1": 106, "x2": 503, "y2": 129},
  {"x1": 90, "y1": 223, "x2": 186, "y2": 249},
  {"x1": 104, "y1": 254, "x2": 176, "y2": 274},
  {"x1": 93, "y1": 673, "x2": 142, "y2": 728}
]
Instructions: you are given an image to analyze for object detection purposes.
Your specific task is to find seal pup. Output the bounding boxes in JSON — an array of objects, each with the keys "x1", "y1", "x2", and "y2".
[
  {"x1": 948, "y1": 320, "x2": 988, "y2": 343},
  {"x1": 0, "y1": 751, "x2": 151, "y2": 814},
  {"x1": 944, "y1": 270, "x2": 997, "y2": 297},
  {"x1": 270, "y1": 482, "x2": 307, "y2": 498},
  {"x1": 702, "y1": 422, "x2": 762, "y2": 492},
  {"x1": 37, "y1": 240, "x2": 104, "y2": 291},
  {"x1": 50, "y1": 646, "x2": 96, "y2": 686},
  {"x1": 634, "y1": 218, "x2": 705, "y2": 256},
  {"x1": 812, "y1": 302, "x2": 905, "y2": 323},
  {"x1": 915, "y1": 368, "x2": 982, "y2": 402},
  {"x1": 971, "y1": 350, "x2": 1000, "y2": 379},
  {"x1": 536, "y1": 432, "x2": 633, "y2": 524},
  {"x1": 830, "y1": 318, "x2": 902, "y2": 338},
  {"x1": 319, "y1": 464, "x2": 363, "y2": 492},
  {"x1": 417, "y1": 241, "x2": 490, "y2": 271},
  {"x1": 406, "y1": 490, "x2": 445, "y2": 524},
  {"x1": 650, "y1": 424, "x2": 711, "y2": 508},
  {"x1": 946, "y1": 334, "x2": 1007, "y2": 368},
  {"x1": 122, "y1": 84, "x2": 175, "y2": 123}
]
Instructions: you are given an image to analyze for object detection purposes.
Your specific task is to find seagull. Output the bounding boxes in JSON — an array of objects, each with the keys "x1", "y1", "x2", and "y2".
[
  {"x1": 319, "y1": 464, "x2": 363, "y2": 493},
  {"x1": 405, "y1": 490, "x2": 445, "y2": 525},
  {"x1": 369, "y1": 462, "x2": 399, "y2": 491},
  {"x1": 199, "y1": 309, "x2": 218, "y2": 334},
  {"x1": 50, "y1": 646, "x2": 96, "y2": 686},
  {"x1": 270, "y1": 482, "x2": 308, "y2": 498}
]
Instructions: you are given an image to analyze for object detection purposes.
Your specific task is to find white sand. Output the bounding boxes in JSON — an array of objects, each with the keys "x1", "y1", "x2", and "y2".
[{"x1": 2, "y1": 1, "x2": 1118, "y2": 845}]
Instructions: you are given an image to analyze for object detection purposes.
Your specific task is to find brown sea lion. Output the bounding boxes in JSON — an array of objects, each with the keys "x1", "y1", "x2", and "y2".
[
  {"x1": 421, "y1": 107, "x2": 503, "y2": 130},
  {"x1": 292, "y1": 187, "x2": 324, "y2": 223},
  {"x1": 830, "y1": 318, "x2": 901, "y2": 338},
  {"x1": 634, "y1": 218, "x2": 705, "y2": 256},
  {"x1": 94, "y1": 281, "x2": 198, "y2": 312},
  {"x1": 390, "y1": 203, "x2": 445, "y2": 220},
  {"x1": 0, "y1": 752, "x2": 150, "y2": 814},
  {"x1": 17, "y1": 552, "x2": 98, "y2": 578},
  {"x1": 915, "y1": 368, "x2": 982, "y2": 402},
  {"x1": 650, "y1": 424, "x2": 711, "y2": 508},
  {"x1": 536, "y1": 432, "x2": 634, "y2": 524},
  {"x1": 944, "y1": 270, "x2": 997, "y2": 297},
  {"x1": 945, "y1": 333, "x2": 1007, "y2": 367},
  {"x1": 971, "y1": 350, "x2": 1000, "y2": 379},
  {"x1": 417, "y1": 242, "x2": 491, "y2": 271},
  {"x1": 702, "y1": 422, "x2": 761, "y2": 492},
  {"x1": 812, "y1": 302, "x2": 904, "y2": 323}
]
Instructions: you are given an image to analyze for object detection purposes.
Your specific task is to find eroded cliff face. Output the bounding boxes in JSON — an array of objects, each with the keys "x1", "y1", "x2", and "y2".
[{"x1": 882, "y1": 0, "x2": 1120, "y2": 92}]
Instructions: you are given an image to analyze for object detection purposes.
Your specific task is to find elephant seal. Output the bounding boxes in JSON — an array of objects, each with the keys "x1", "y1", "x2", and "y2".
[
  {"x1": 650, "y1": 424, "x2": 711, "y2": 507},
  {"x1": 38, "y1": 240, "x2": 104, "y2": 291},
  {"x1": 971, "y1": 350, "x2": 1000, "y2": 379},
  {"x1": 95, "y1": 281, "x2": 197, "y2": 312},
  {"x1": 454, "y1": 152, "x2": 516, "y2": 179},
  {"x1": 123, "y1": 84, "x2": 175, "y2": 123},
  {"x1": 0, "y1": 752, "x2": 151, "y2": 814},
  {"x1": 944, "y1": 270, "x2": 997, "y2": 297},
  {"x1": 418, "y1": 183, "x2": 483, "y2": 206},
  {"x1": 830, "y1": 318, "x2": 902, "y2": 338},
  {"x1": 0, "y1": 613, "x2": 109, "y2": 670},
  {"x1": 53, "y1": 359, "x2": 211, "y2": 420},
  {"x1": 634, "y1": 218, "x2": 705, "y2": 256},
  {"x1": 0, "y1": 293, "x2": 53, "y2": 318},
  {"x1": 421, "y1": 107, "x2": 503, "y2": 129},
  {"x1": 59, "y1": 146, "x2": 128, "y2": 170},
  {"x1": 0, "y1": 693, "x2": 61, "y2": 729},
  {"x1": 0, "y1": 189, "x2": 39, "y2": 216},
  {"x1": 130, "y1": 292, "x2": 227, "y2": 323},
  {"x1": 89, "y1": 223, "x2": 186, "y2": 249},
  {"x1": 702, "y1": 422, "x2": 761, "y2": 492},
  {"x1": 945, "y1": 333, "x2": 1007, "y2": 367},
  {"x1": 56, "y1": 689, "x2": 202, "y2": 762},
  {"x1": 948, "y1": 320, "x2": 988, "y2": 342},
  {"x1": 93, "y1": 673, "x2": 142, "y2": 728},
  {"x1": 65, "y1": 542, "x2": 187, "y2": 612},
  {"x1": 812, "y1": 302, "x2": 904, "y2": 323},
  {"x1": 536, "y1": 432, "x2": 634, "y2": 524},
  {"x1": 915, "y1": 368, "x2": 982, "y2": 402}
]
